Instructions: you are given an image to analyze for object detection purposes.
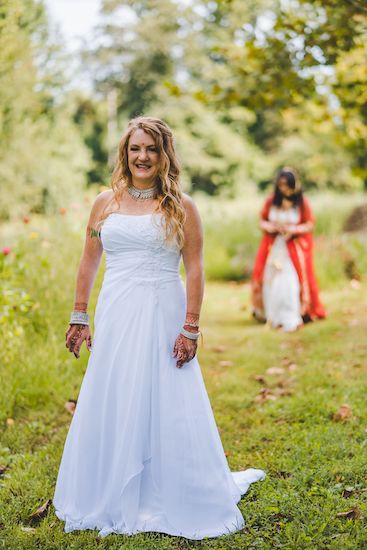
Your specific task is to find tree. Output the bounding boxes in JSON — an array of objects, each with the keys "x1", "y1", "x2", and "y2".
[{"x1": 0, "y1": 0, "x2": 91, "y2": 219}]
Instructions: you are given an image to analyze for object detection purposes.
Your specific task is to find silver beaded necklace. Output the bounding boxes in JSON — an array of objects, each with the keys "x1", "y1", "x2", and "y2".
[{"x1": 127, "y1": 184, "x2": 157, "y2": 201}]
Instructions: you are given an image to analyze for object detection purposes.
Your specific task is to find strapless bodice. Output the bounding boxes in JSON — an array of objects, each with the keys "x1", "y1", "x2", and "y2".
[{"x1": 100, "y1": 212, "x2": 181, "y2": 284}]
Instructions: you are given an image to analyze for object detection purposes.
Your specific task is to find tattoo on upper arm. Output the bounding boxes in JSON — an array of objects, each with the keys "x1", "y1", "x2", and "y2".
[{"x1": 87, "y1": 225, "x2": 101, "y2": 239}]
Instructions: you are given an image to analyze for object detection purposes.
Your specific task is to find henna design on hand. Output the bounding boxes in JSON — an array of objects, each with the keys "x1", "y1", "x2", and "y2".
[
  {"x1": 65, "y1": 324, "x2": 92, "y2": 358},
  {"x1": 173, "y1": 333, "x2": 197, "y2": 368}
]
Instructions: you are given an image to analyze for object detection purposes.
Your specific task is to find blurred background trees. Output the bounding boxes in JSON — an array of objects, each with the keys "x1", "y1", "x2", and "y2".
[
  {"x1": 0, "y1": 0, "x2": 90, "y2": 220},
  {"x1": 1, "y1": 0, "x2": 366, "y2": 219}
]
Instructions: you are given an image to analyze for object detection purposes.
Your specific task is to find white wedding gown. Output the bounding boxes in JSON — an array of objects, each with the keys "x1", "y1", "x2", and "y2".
[
  {"x1": 53, "y1": 211, "x2": 265, "y2": 540},
  {"x1": 263, "y1": 206, "x2": 303, "y2": 332}
]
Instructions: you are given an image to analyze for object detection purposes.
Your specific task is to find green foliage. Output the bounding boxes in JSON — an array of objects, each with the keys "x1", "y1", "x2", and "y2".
[
  {"x1": 72, "y1": 94, "x2": 109, "y2": 185},
  {"x1": 0, "y1": 251, "x2": 36, "y2": 348},
  {"x1": 333, "y1": 36, "x2": 367, "y2": 187},
  {"x1": 273, "y1": 101, "x2": 361, "y2": 190},
  {"x1": 3, "y1": 0, "x2": 367, "y2": 202},
  {"x1": 150, "y1": 93, "x2": 270, "y2": 195},
  {"x1": 187, "y1": 0, "x2": 367, "y2": 189},
  {"x1": 94, "y1": 0, "x2": 181, "y2": 117},
  {"x1": 0, "y1": 0, "x2": 91, "y2": 220}
]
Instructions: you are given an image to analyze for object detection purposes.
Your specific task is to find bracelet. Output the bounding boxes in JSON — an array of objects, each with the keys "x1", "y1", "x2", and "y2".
[
  {"x1": 69, "y1": 311, "x2": 89, "y2": 325},
  {"x1": 180, "y1": 327, "x2": 200, "y2": 341},
  {"x1": 183, "y1": 324, "x2": 200, "y2": 332}
]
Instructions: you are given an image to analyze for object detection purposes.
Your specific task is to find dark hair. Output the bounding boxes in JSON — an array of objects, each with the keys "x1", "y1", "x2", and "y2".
[{"x1": 273, "y1": 168, "x2": 303, "y2": 208}]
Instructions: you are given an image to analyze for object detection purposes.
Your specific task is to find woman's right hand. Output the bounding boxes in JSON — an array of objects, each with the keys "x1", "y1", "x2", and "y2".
[
  {"x1": 65, "y1": 324, "x2": 92, "y2": 358},
  {"x1": 260, "y1": 220, "x2": 279, "y2": 234}
]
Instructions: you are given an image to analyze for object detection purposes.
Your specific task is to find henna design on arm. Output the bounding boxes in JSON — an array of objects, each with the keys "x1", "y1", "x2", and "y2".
[{"x1": 185, "y1": 311, "x2": 200, "y2": 328}]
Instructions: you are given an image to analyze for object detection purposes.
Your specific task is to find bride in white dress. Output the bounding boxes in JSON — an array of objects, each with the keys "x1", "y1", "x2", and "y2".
[
  {"x1": 53, "y1": 116, "x2": 265, "y2": 540},
  {"x1": 262, "y1": 204, "x2": 303, "y2": 332}
]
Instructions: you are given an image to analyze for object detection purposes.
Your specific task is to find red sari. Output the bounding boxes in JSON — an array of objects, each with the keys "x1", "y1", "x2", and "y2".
[{"x1": 251, "y1": 194, "x2": 327, "y2": 321}]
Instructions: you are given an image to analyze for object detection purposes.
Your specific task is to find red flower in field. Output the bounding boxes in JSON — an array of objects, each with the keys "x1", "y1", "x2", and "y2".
[
  {"x1": 59, "y1": 207, "x2": 67, "y2": 215},
  {"x1": 2, "y1": 247, "x2": 11, "y2": 255},
  {"x1": 23, "y1": 216, "x2": 31, "y2": 224}
]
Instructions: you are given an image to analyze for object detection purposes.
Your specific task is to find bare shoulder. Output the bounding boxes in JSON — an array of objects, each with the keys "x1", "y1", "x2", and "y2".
[
  {"x1": 182, "y1": 193, "x2": 201, "y2": 220},
  {"x1": 93, "y1": 189, "x2": 114, "y2": 209},
  {"x1": 181, "y1": 193, "x2": 203, "y2": 247},
  {"x1": 89, "y1": 189, "x2": 114, "y2": 219}
]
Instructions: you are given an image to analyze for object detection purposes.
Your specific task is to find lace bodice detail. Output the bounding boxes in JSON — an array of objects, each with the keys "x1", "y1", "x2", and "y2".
[{"x1": 100, "y1": 213, "x2": 181, "y2": 284}]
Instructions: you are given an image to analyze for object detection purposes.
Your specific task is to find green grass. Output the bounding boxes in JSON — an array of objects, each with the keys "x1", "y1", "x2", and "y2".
[{"x1": 1, "y1": 194, "x2": 367, "y2": 549}]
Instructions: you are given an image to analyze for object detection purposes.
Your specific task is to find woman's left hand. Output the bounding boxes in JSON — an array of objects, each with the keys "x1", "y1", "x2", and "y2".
[
  {"x1": 279, "y1": 224, "x2": 296, "y2": 240},
  {"x1": 173, "y1": 334, "x2": 198, "y2": 368}
]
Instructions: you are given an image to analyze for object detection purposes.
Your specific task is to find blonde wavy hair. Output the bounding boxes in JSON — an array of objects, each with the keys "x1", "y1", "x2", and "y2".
[{"x1": 97, "y1": 116, "x2": 186, "y2": 249}]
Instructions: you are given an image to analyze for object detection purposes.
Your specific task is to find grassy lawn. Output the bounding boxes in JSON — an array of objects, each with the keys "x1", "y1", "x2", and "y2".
[{"x1": 1, "y1": 199, "x2": 367, "y2": 549}]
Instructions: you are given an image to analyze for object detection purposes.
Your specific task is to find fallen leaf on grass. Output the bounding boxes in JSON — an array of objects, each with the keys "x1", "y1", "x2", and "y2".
[
  {"x1": 277, "y1": 379, "x2": 291, "y2": 389},
  {"x1": 6, "y1": 418, "x2": 15, "y2": 427},
  {"x1": 273, "y1": 470, "x2": 292, "y2": 479},
  {"x1": 28, "y1": 499, "x2": 52, "y2": 525},
  {"x1": 295, "y1": 345, "x2": 304, "y2": 353},
  {"x1": 255, "y1": 385, "x2": 293, "y2": 403},
  {"x1": 277, "y1": 387, "x2": 293, "y2": 397},
  {"x1": 218, "y1": 360, "x2": 233, "y2": 367},
  {"x1": 64, "y1": 399, "x2": 77, "y2": 414},
  {"x1": 336, "y1": 508, "x2": 363, "y2": 520},
  {"x1": 212, "y1": 345, "x2": 227, "y2": 353},
  {"x1": 342, "y1": 486, "x2": 355, "y2": 498},
  {"x1": 255, "y1": 388, "x2": 277, "y2": 403},
  {"x1": 333, "y1": 404, "x2": 353, "y2": 422},
  {"x1": 287, "y1": 363, "x2": 298, "y2": 372},
  {"x1": 0, "y1": 465, "x2": 8, "y2": 477},
  {"x1": 281, "y1": 358, "x2": 298, "y2": 371},
  {"x1": 266, "y1": 367, "x2": 285, "y2": 375},
  {"x1": 253, "y1": 374, "x2": 266, "y2": 385},
  {"x1": 20, "y1": 527, "x2": 36, "y2": 533}
]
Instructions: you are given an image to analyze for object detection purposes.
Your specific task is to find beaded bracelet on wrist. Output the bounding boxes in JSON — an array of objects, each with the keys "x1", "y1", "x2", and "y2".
[
  {"x1": 180, "y1": 327, "x2": 200, "y2": 341},
  {"x1": 184, "y1": 322, "x2": 200, "y2": 328},
  {"x1": 70, "y1": 311, "x2": 89, "y2": 326}
]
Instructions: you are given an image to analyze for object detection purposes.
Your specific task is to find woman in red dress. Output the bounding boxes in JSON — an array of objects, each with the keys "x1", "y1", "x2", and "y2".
[{"x1": 251, "y1": 167, "x2": 326, "y2": 331}]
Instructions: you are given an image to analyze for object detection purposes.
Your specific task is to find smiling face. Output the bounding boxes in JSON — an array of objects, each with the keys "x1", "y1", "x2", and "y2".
[{"x1": 127, "y1": 128, "x2": 160, "y2": 187}]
